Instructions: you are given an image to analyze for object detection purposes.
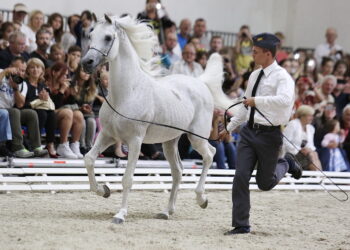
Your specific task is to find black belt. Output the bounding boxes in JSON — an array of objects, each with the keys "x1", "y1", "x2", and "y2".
[{"x1": 249, "y1": 123, "x2": 280, "y2": 131}]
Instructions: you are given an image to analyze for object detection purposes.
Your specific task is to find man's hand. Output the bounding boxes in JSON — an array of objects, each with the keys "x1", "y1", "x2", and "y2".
[
  {"x1": 218, "y1": 130, "x2": 229, "y2": 141},
  {"x1": 327, "y1": 140, "x2": 338, "y2": 149},
  {"x1": 243, "y1": 97, "x2": 255, "y2": 107}
]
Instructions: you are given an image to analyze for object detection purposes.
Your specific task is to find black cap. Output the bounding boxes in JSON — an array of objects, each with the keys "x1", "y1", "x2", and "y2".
[{"x1": 252, "y1": 33, "x2": 280, "y2": 50}]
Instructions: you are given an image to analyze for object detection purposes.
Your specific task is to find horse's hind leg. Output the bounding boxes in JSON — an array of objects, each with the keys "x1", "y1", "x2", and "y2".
[
  {"x1": 84, "y1": 131, "x2": 115, "y2": 198},
  {"x1": 156, "y1": 137, "x2": 183, "y2": 220},
  {"x1": 188, "y1": 135, "x2": 216, "y2": 208}
]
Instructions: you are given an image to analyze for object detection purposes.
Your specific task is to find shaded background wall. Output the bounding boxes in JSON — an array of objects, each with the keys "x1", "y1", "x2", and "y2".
[{"x1": 1, "y1": 0, "x2": 349, "y2": 52}]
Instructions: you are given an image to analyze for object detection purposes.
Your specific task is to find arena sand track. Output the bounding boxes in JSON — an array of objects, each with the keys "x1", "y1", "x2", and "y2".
[{"x1": 1, "y1": 190, "x2": 349, "y2": 250}]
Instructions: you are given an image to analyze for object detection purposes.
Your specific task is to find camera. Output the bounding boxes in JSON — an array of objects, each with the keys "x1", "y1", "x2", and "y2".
[
  {"x1": 11, "y1": 74, "x2": 23, "y2": 84},
  {"x1": 241, "y1": 32, "x2": 247, "y2": 38}
]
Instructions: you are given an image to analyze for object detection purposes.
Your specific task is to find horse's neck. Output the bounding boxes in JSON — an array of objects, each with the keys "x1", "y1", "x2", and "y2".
[{"x1": 108, "y1": 37, "x2": 149, "y2": 104}]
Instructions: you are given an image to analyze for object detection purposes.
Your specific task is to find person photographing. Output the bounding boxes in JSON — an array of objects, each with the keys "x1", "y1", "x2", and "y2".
[{"x1": 219, "y1": 33, "x2": 302, "y2": 235}]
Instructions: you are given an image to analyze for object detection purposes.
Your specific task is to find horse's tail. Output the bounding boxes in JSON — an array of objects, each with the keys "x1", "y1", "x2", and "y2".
[{"x1": 199, "y1": 53, "x2": 234, "y2": 110}]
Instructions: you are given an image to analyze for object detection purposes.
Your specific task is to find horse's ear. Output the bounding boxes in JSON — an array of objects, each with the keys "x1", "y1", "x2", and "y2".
[
  {"x1": 104, "y1": 14, "x2": 112, "y2": 24},
  {"x1": 92, "y1": 12, "x2": 97, "y2": 22}
]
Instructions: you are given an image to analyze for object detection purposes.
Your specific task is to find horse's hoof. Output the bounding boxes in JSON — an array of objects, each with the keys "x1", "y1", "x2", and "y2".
[
  {"x1": 155, "y1": 213, "x2": 169, "y2": 220},
  {"x1": 103, "y1": 185, "x2": 110, "y2": 198},
  {"x1": 199, "y1": 199, "x2": 208, "y2": 209},
  {"x1": 112, "y1": 217, "x2": 124, "y2": 224}
]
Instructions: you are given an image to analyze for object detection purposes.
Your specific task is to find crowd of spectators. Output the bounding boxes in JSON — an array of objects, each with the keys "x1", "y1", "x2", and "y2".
[{"x1": 0, "y1": 1, "x2": 349, "y2": 172}]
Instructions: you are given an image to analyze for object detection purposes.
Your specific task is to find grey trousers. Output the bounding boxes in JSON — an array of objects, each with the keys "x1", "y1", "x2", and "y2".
[
  {"x1": 7, "y1": 108, "x2": 41, "y2": 152},
  {"x1": 80, "y1": 117, "x2": 96, "y2": 148},
  {"x1": 232, "y1": 125, "x2": 289, "y2": 228}
]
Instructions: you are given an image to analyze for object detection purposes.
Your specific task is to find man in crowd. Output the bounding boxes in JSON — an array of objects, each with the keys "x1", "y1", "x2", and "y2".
[
  {"x1": 192, "y1": 18, "x2": 210, "y2": 50},
  {"x1": 177, "y1": 19, "x2": 191, "y2": 50},
  {"x1": 170, "y1": 43, "x2": 203, "y2": 77},
  {"x1": 30, "y1": 29, "x2": 52, "y2": 68}
]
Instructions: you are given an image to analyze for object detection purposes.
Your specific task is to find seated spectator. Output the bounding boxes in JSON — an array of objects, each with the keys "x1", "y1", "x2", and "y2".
[
  {"x1": 209, "y1": 109, "x2": 236, "y2": 169},
  {"x1": 283, "y1": 105, "x2": 321, "y2": 170},
  {"x1": 12, "y1": 3, "x2": 32, "y2": 50},
  {"x1": 177, "y1": 19, "x2": 191, "y2": 50},
  {"x1": 294, "y1": 76, "x2": 317, "y2": 110},
  {"x1": 314, "y1": 27, "x2": 343, "y2": 66},
  {"x1": 0, "y1": 31, "x2": 30, "y2": 69},
  {"x1": 27, "y1": 10, "x2": 44, "y2": 53},
  {"x1": 234, "y1": 25, "x2": 253, "y2": 74},
  {"x1": 333, "y1": 59, "x2": 349, "y2": 84},
  {"x1": 75, "y1": 10, "x2": 95, "y2": 56},
  {"x1": 0, "y1": 109, "x2": 12, "y2": 156},
  {"x1": 40, "y1": 23, "x2": 55, "y2": 50},
  {"x1": 161, "y1": 32, "x2": 181, "y2": 69},
  {"x1": 192, "y1": 18, "x2": 210, "y2": 50},
  {"x1": 61, "y1": 14, "x2": 80, "y2": 53},
  {"x1": 137, "y1": 0, "x2": 172, "y2": 45},
  {"x1": 29, "y1": 29, "x2": 51, "y2": 68},
  {"x1": 301, "y1": 57, "x2": 318, "y2": 85},
  {"x1": 188, "y1": 37, "x2": 204, "y2": 52},
  {"x1": 274, "y1": 31, "x2": 290, "y2": 63},
  {"x1": 317, "y1": 57, "x2": 334, "y2": 84},
  {"x1": 170, "y1": 43, "x2": 203, "y2": 77},
  {"x1": 23, "y1": 58, "x2": 57, "y2": 157},
  {"x1": 47, "y1": 13, "x2": 64, "y2": 44},
  {"x1": 290, "y1": 57, "x2": 302, "y2": 80},
  {"x1": 0, "y1": 57, "x2": 47, "y2": 157},
  {"x1": 48, "y1": 44, "x2": 65, "y2": 66},
  {"x1": 195, "y1": 50, "x2": 208, "y2": 69},
  {"x1": 71, "y1": 65, "x2": 98, "y2": 153},
  {"x1": 66, "y1": 45, "x2": 82, "y2": 78},
  {"x1": 313, "y1": 102, "x2": 337, "y2": 149},
  {"x1": 0, "y1": 22, "x2": 15, "y2": 50},
  {"x1": 314, "y1": 75, "x2": 337, "y2": 112},
  {"x1": 320, "y1": 119, "x2": 350, "y2": 171},
  {"x1": 46, "y1": 62, "x2": 84, "y2": 159},
  {"x1": 279, "y1": 58, "x2": 293, "y2": 76},
  {"x1": 341, "y1": 105, "x2": 350, "y2": 162},
  {"x1": 208, "y1": 35, "x2": 223, "y2": 56}
]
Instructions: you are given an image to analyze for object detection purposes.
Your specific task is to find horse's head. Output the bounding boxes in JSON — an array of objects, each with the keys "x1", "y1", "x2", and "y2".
[{"x1": 82, "y1": 14, "x2": 120, "y2": 74}]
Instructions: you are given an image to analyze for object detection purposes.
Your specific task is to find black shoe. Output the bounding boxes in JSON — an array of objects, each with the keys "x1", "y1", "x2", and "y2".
[
  {"x1": 285, "y1": 153, "x2": 302, "y2": 179},
  {"x1": 224, "y1": 226, "x2": 250, "y2": 235}
]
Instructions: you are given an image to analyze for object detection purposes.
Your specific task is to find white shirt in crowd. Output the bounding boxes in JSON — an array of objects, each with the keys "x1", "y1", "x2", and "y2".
[
  {"x1": 314, "y1": 43, "x2": 342, "y2": 66},
  {"x1": 170, "y1": 59, "x2": 203, "y2": 77},
  {"x1": 0, "y1": 70, "x2": 28, "y2": 109},
  {"x1": 283, "y1": 118, "x2": 316, "y2": 155},
  {"x1": 227, "y1": 60, "x2": 295, "y2": 132}
]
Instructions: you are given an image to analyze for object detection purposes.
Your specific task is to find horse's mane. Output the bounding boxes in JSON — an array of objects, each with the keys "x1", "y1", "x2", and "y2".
[{"x1": 110, "y1": 15, "x2": 162, "y2": 77}]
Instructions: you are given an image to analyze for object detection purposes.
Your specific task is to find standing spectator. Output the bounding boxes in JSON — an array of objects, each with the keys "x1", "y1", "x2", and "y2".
[
  {"x1": 192, "y1": 18, "x2": 210, "y2": 50},
  {"x1": 320, "y1": 119, "x2": 350, "y2": 172},
  {"x1": 170, "y1": 43, "x2": 203, "y2": 77},
  {"x1": 161, "y1": 32, "x2": 181, "y2": 69},
  {"x1": 61, "y1": 14, "x2": 80, "y2": 53},
  {"x1": 136, "y1": 0, "x2": 172, "y2": 45},
  {"x1": 0, "y1": 57, "x2": 47, "y2": 157},
  {"x1": 208, "y1": 36, "x2": 223, "y2": 56},
  {"x1": 177, "y1": 19, "x2": 191, "y2": 50},
  {"x1": 314, "y1": 27, "x2": 343, "y2": 66},
  {"x1": 47, "y1": 13, "x2": 64, "y2": 44},
  {"x1": 29, "y1": 29, "x2": 51, "y2": 68},
  {"x1": 12, "y1": 3, "x2": 32, "y2": 50},
  {"x1": 0, "y1": 31, "x2": 30, "y2": 69},
  {"x1": 0, "y1": 22, "x2": 15, "y2": 50},
  {"x1": 75, "y1": 10, "x2": 95, "y2": 56},
  {"x1": 235, "y1": 25, "x2": 253, "y2": 74},
  {"x1": 23, "y1": 58, "x2": 57, "y2": 157},
  {"x1": 46, "y1": 62, "x2": 84, "y2": 159},
  {"x1": 27, "y1": 10, "x2": 45, "y2": 53}
]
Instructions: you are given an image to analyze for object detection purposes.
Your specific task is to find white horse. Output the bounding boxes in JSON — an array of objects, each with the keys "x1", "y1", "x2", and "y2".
[{"x1": 82, "y1": 14, "x2": 231, "y2": 224}]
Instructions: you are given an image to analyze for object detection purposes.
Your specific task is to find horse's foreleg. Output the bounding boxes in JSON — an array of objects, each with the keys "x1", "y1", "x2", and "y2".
[
  {"x1": 188, "y1": 136, "x2": 216, "y2": 208},
  {"x1": 84, "y1": 131, "x2": 114, "y2": 197},
  {"x1": 156, "y1": 138, "x2": 183, "y2": 220},
  {"x1": 112, "y1": 140, "x2": 142, "y2": 224}
]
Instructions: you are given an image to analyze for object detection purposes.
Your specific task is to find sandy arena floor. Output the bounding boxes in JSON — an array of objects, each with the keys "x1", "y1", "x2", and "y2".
[{"x1": 1, "y1": 190, "x2": 349, "y2": 250}]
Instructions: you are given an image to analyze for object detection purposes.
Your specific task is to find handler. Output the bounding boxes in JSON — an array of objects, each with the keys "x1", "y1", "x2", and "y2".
[{"x1": 219, "y1": 33, "x2": 302, "y2": 235}]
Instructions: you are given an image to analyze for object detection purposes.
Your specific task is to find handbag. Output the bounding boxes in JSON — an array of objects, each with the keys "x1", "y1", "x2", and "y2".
[{"x1": 30, "y1": 98, "x2": 55, "y2": 110}]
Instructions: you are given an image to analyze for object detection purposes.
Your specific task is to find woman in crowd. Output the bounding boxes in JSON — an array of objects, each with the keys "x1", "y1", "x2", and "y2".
[
  {"x1": 0, "y1": 22, "x2": 15, "y2": 49},
  {"x1": 195, "y1": 50, "x2": 208, "y2": 69},
  {"x1": 333, "y1": 59, "x2": 349, "y2": 84},
  {"x1": 283, "y1": 105, "x2": 321, "y2": 171},
  {"x1": 27, "y1": 10, "x2": 45, "y2": 52},
  {"x1": 46, "y1": 62, "x2": 84, "y2": 159},
  {"x1": 23, "y1": 58, "x2": 57, "y2": 157},
  {"x1": 317, "y1": 57, "x2": 334, "y2": 84},
  {"x1": 47, "y1": 13, "x2": 64, "y2": 44},
  {"x1": 71, "y1": 64, "x2": 97, "y2": 153}
]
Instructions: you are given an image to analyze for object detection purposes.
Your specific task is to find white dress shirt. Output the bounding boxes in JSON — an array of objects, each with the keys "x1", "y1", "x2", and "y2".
[
  {"x1": 227, "y1": 61, "x2": 295, "y2": 132},
  {"x1": 314, "y1": 43, "x2": 342, "y2": 66},
  {"x1": 170, "y1": 59, "x2": 203, "y2": 77}
]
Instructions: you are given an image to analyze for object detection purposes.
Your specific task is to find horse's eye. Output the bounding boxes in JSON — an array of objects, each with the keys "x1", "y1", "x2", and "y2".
[{"x1": 105, "y1": 35, "x2": 112, "y2": 42}]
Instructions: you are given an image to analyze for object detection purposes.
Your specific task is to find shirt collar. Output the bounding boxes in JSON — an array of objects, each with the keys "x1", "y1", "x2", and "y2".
[{"x1": 262, "y1": 60, "x2": 278, "y2": 77}]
